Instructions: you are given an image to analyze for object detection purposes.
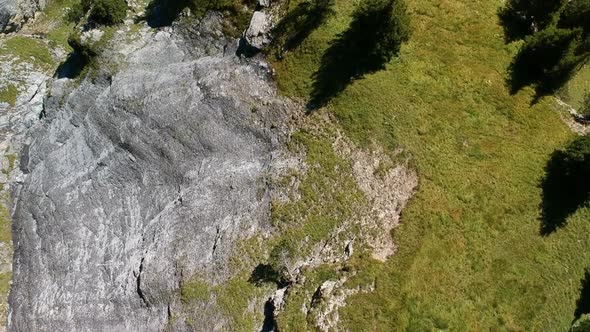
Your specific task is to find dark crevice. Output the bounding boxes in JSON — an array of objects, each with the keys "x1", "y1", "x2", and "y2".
[
  {"x1": 136, "y1": 257, "x2": 150, "y2": 307},
  {"x1": 211, "y1": 225, "x2": 221, "y2": 256}
]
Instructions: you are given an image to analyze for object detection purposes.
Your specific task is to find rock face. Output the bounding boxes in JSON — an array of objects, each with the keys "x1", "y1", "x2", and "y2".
[
  {"x1": 8, "y1": 17, "x2": 291, "y2": 331},
  {"x1": 0, "y1": 0, "x2": 45, "y2": 32}
]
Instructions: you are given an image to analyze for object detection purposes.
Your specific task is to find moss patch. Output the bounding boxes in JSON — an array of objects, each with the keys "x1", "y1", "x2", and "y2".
[
  {"x1": 0, "y1": 85, "x2": 17, "y2": 107},
  {"x1": 180, "y1": 277, "x2": 211, "y2": 303},
  {"x1": 0, "y1": 36, "x2": 55, "y2": 69}
]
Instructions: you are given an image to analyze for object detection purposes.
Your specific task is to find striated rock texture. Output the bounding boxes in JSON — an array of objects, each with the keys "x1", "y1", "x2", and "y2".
[
  {"x1": 0, "y1": 0, "x2": 45, "y2": 32},
  {"x1": 8, "y1": 16, "x2": 291, "y2": 331}
]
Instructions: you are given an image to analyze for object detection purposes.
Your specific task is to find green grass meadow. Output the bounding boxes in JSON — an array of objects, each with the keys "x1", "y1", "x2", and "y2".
[{"x1": 272, "y1": 0, "x2": 590, "y2": 330}]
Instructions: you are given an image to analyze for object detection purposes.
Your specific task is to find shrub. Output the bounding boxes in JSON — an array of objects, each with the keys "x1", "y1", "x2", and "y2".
[
  {"x1": 509, "y1": 26, "x2": 583, "y2": 93},
  {"x1": 498, "y1": 0, "x2": 564, "y2": 41},
  {"x1": 559, "y1": 0, "x2": 590, "y2": 32},
  {"x1": 268, "y1": 240, "x2": 296, "y2": 285},
  {"x1": 65, "y1": 3, "x2": 87, "y2": 23},
  {"x1": 89, "y1": 0, "x2": 127, "y2": 25},
  {"x1": 67, "y1": 32, "x2": 98, "y2": 60},
  {"x1": 145, "y1": 0, "x2": 251, "y2": 30}
]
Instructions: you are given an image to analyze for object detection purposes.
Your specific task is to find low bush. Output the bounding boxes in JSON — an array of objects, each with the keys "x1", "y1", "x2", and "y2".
[
  {"x1": 65, "y1": 3, "x2": 86, "y2": 23},
  {"x1": 89, "y1": 0, "x2": 127, "y2": 25},
  {"x1": 66, "y1": 0, "x2": 127, "y2": 26}
]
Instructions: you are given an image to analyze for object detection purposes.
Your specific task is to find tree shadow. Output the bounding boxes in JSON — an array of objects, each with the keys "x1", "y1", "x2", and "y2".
[
  {"x1": 55, "y1": 52, "x2": 90, "y2": 79},
  {"x1": 272, "y1": 0, "x2": 334, "y2": 55},
  {"x1": 499, "y1": 0, "x2": 590, "y2": 101},
  {"x1": 539, "y1": 140, "x2": 590, "y2": 235},
  {"x1": 55, "y1": 32, "x2": 98, "y2": 79},
  {"x1": 260, "y1": 298, "x2": 278, "y2": 332},
  {"x1": 248, "y1": 264, "x2": 289, "y2": 287},
  {"x1": 575, "y1": 269, "x2": 590, "y2": 321},
  {"x1": 307, "y1": 0, "x2": 408, "y2": 110}
]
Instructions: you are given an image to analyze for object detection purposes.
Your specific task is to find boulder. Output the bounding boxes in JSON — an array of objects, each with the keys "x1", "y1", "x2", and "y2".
[{"x1": 243, "y1": 11, "x2": 272, "y2": 50}]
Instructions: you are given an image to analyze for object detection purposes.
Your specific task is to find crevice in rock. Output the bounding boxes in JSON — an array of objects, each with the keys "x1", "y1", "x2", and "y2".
[
  {"x1": 211, "y1": 225, "x2": 221, "y2": 256},
  {"x1": 136, "y1": 257, "x2": 149, "y2": 307}
]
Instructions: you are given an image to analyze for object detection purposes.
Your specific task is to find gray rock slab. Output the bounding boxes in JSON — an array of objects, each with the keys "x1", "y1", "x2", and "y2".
[{"x1": 8, "y1": 22, "x2": 291, "y2": 331}]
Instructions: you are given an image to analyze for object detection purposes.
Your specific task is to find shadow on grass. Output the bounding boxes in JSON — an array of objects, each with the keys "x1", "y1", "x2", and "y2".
[
  {"x1": 575, "y1": 270, "x2": 590, "y2": 321},
  {"x1": 248, "y1": 264, "x2": 290, "y2": 288},
  {"x1": 307, "y1": 0, "x2": 408, "y2": 110},
  {"x1": 540, "y1": 138, "x2": 590, "y2": 235},
  {"x1": 55, "y1": 34, "x2": 97, "y2": 79},
  {"x1": 499, "y1": 1, "x2": 590, "y2": 101},
  {"x1": 272, "y1": 0, "x2": 334, "y2": 55},
  {"x1": 55, "y1": 52, "x2": 90, "y2": 79}
]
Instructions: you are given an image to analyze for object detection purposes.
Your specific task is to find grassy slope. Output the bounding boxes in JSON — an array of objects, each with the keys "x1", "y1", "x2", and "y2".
[
  {"x1": 272, "y1": 0, "x2": 590, "y2": 330},
  {"x1": 561, "y1": 65, "x2": 590, "y2": 111}
]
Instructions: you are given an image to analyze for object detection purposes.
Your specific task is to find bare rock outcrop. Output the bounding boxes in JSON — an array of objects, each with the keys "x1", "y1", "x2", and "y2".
[
  {"x1": 0, "y1": 0, "x2": 45, "y2": 32},
  {"x1": 8, "y1": 16, "x2": 293, "y2": 331}
]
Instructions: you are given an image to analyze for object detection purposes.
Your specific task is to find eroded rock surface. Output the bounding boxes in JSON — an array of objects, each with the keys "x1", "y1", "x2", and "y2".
[
  {"x1": 8, "y1": 17, "x2": 292, "y2": 331},
  {"x1": 0, "y1": 0, "x2": 45, "y2": 32}
]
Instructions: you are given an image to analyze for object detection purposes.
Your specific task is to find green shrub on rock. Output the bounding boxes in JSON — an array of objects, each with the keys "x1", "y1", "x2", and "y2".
[
  {"x1": 65, "y1": 3, "x2": 87, "y2": 23},
  {"x1": 65, "y1": 0, "x2": 127, "y2": 26},
  {"x1": 89, "y1": 0, "x2": 127, "y2": 25}
]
